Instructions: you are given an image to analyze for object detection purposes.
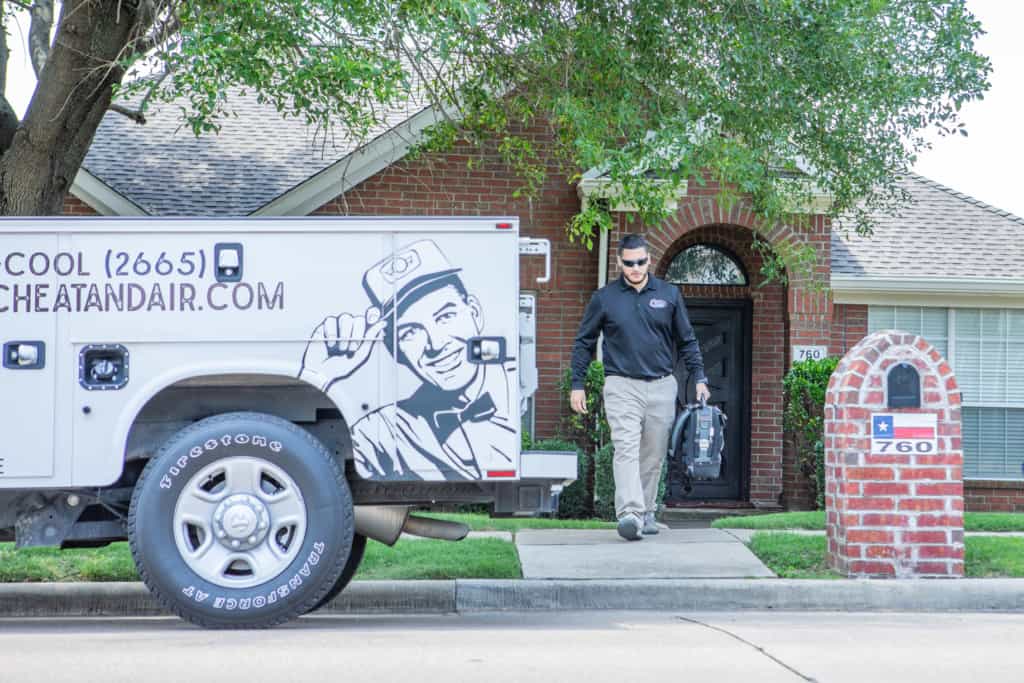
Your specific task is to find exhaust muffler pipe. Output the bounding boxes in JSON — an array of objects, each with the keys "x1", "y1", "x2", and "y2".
[
  {"x1": 354, "y1": 505, "x2": 410, "y2": 546},
  {"x1": 354, "y1": 506, "x2": 470, "y2": 546},
  {"x1": 401, "y1": 514, "x2": 470, "y2": 542}
]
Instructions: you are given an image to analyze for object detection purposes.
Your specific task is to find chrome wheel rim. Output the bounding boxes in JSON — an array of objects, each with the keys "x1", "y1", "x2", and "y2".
[{"x1": 173, "y1": 457, "x2": 307, "y2": 589}]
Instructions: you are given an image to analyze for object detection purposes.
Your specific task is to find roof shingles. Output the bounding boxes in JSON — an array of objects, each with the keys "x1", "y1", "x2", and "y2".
[
  {"x1": 83, "y1": 89, "x2": 427, "y2": 216},
  {"x1": 832, "y1": 174, "x2": 1024, "y2": 279}
]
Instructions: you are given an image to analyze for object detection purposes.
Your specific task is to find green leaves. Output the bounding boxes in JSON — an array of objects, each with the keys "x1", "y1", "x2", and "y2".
[
  {"x1": 107, "y1": 1, "x2": 987, "y2": 280},
  {"x1": 783, "y1": 356, "x2": 841, "y2": 509}
]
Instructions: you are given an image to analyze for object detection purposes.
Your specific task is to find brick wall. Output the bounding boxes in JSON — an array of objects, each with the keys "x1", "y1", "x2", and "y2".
[
  {"x1": 62, "y1": 195, "x2": 100, "y2": 216},
  {"x1": 825, "y1": 331, "x2": 964, "y2": 577},
  {"x1": 964, "y1": 480, "x2": 1024, "y2": 512},
  {"x1": 311, "y1": 126, "x2": 594, "y2": 439},
  {"x1": 830, "y1": 303, "x2": 868, "y2": 356}
]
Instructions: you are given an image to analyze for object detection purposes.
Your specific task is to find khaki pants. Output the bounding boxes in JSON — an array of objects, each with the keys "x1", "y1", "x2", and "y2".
[{"x1": 602, "y1": 375, "x2": 677, "y2": 520}]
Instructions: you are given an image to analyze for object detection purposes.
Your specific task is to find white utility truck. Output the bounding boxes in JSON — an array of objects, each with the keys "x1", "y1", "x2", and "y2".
[{"x1": 0, "y1": 217, "x2": 574, "y2": 628}]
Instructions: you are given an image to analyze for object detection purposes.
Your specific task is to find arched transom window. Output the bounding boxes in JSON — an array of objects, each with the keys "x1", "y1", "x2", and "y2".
[{"x1": 665, "y1": 244, "x2": 747, "y2": 286}]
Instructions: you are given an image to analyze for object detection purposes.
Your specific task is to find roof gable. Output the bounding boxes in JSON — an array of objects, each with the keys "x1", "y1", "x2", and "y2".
[{"x1": 832, "y1": 174, "x2": 1024, "y2": 280}]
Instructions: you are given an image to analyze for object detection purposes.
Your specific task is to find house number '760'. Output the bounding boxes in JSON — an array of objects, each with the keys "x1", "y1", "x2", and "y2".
[{"x1": 874, "y1": 440, "x2": 934, "y2": 454}]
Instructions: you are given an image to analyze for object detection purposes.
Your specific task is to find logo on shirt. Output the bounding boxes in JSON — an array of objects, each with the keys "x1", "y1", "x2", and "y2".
[{"x1": 649, "y1": 298, "x2": 668, "y2": 309}]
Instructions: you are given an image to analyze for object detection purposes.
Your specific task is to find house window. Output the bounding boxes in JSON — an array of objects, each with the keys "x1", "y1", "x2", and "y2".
[
  {"x1": 867, "y1": 306, "x2": 948, "y2": 357},
  {"x1": 665, "y1": 244, "x2": 747, "y2": 286},
  {"x1": 868, "y1": 306, "x2": 1024, "y2": 480}
]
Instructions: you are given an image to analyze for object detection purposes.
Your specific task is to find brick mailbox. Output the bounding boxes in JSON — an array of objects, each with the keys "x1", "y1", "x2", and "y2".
[{"x1": 824, "y1": 330, "x2": 964, "y2": 578}]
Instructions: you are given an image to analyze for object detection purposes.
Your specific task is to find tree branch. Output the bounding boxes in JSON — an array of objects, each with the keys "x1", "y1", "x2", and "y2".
[
  {"x1": 28, "y1": 0, "x2": 53, "y2": 79},
  {"x1": 109, "y1": 103, "x2": 146, "y2": 124},
  {"x1": 106, "y1": 68, "x2": 167, "y2": 124},
  {"x1": 131, "y1": 9, "x2": 179, "y2": 57}
]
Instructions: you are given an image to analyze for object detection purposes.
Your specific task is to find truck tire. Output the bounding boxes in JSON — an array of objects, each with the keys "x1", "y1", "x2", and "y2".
[
  {"x1": 128, "y1": 412, "x2": 353, "y2": 629},
  {"x1": 307, "y1": 532, "x2": 367, "y2": 613}
]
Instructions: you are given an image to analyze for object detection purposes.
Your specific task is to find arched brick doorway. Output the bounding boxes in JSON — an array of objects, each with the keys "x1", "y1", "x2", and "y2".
[
  {"x1": 607, "y1": 214, "x2": 801, "y2": 507},
  {"x1": 658, "y1": 225, "x2": 786, "y2": 505}
]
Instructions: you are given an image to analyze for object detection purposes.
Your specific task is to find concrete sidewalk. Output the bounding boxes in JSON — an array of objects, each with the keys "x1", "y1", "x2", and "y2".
[{"x1": 514, "y1": 528, "x2": 776, "y2": 579}]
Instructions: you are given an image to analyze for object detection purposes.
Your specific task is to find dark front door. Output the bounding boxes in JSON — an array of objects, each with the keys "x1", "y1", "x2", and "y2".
[{"x1": 666, "y1": 299, "x2": 751, "y2": 503}]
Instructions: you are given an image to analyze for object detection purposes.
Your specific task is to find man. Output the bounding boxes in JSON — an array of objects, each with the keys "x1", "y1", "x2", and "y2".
[
  {"x1": 300, "y1": 240, "x2": 517, "y2": 481},
  {"x1": 571, "y1": 234, "x2": 710, "y2": 541}
]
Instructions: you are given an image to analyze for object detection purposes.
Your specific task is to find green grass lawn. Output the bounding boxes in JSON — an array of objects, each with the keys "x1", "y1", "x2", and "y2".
[
  {"x1": 359, "y1": 537, "x2": 520, "y2": 580},
  {"x1": 747, "y1": 532, "x2": 1024, "y2": 578},
  {"x1": 964, "y1": 513, "x2": 1024, "y2": 532},
  {"x1": 0, "y1": 536, "x2": 521, "y2": 583},
  {"x1": 965, "y1": 537, "x2": 1024, "y2": 577},
  {"x1": 747, "y1": 533, "x2": 840, "y2": 579},
  {"x1": 712, "y1": 511, "x2": 826, "y2": 530},
  {"x1": 712, "y1": 511, "x2": 1024, "y2": 532},
  {"x1": 0, "y1": 542, "x2": 138, "y2": 583}
]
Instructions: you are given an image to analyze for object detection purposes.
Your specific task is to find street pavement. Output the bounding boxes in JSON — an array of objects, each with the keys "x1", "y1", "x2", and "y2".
[{"x1": 1, "y1": 611, "x2": 1021, "y2": 682}]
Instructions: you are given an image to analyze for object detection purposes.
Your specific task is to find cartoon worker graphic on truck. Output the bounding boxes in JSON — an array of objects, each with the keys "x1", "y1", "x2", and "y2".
[{"x1": 299, "y1": 240, "x2": 517, "y2": 481}]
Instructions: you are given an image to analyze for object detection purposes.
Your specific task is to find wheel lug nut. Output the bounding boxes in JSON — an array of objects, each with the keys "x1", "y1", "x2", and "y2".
[
  {"x1": 217, "y1": 530, "x2": 226, "y2": 539},
  {"x1": 248, "y1": 535, "x2": 256, "y2": 544},
  {"x1": 231, "y1": 540, "x2": 240, "y2": 548}
]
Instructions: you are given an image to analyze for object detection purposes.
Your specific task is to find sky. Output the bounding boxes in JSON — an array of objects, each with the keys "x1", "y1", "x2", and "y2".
[
  {"x1": 2, "y1": 1, "x2": 1022, "y2": 217},
  {"x1": 910, "y1": 1, "x2": 1024, "y2": 217}
]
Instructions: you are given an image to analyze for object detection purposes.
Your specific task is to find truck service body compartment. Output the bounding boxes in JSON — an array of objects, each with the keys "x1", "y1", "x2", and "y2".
[{"x1": 0, "y1": 218, "x2": 549, "y2": 488}]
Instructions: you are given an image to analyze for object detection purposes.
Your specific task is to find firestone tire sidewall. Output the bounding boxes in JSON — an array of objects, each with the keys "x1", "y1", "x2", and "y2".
[
  {"x1": 129, "y1": 413, "x2": 353, "y2": 628},
  {"x1": 308, "y1": 532, "x2": 368, "y2": 614}
]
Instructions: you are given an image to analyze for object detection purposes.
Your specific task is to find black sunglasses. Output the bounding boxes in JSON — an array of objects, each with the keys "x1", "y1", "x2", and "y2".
[{"x1": 621, "y1": 257, "x2": 649, "y2": 268}]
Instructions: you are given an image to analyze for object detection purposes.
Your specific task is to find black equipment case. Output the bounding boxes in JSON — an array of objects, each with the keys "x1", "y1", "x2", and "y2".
[{"x1": 668, "y1": 399, "x2": 727, "y2": 493}]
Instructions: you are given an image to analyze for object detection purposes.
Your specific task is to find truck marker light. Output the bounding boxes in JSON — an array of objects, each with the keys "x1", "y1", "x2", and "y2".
[
  {"x1": 495, "y1": 223, "x2": 513, "y2": 230},
  {"x1": 486, "y1": 470, "x2": 516, "y2": 478}
]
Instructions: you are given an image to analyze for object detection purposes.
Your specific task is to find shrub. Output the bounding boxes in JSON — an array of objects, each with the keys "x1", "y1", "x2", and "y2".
[
  {"x1": 592, "y1": 442, "x2": 615, "y2": 520},
  {"x1": 558, "y1": 361, "x2": 611, "y2": 450},
  {"x1": 529, "y1": 438, "x2": 591, "y2": 519},
  {"x1": 782, "y1": 356, "x2": 840, "y2": 509},
  {"x1": 557, "y1": 361, "x2": 611, "y2": 518}
]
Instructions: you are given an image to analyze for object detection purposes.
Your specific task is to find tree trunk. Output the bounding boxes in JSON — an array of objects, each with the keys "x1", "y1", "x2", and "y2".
[{"x1": 0, "y1": 1, "x2": 149, "y2": 215}]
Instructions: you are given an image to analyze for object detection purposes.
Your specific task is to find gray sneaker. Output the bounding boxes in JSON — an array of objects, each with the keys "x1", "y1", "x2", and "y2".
[
  {"x1": 642, "y1": 512, "x2": 660, "y2": 535},
  {"x1": 617, "y1": 514, "x2": 643, "y2": 541}
]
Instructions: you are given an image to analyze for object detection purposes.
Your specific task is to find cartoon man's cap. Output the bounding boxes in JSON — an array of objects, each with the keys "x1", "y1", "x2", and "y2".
[{"x1": 362, "y1": 240, "x2": 462, "y2": 316}]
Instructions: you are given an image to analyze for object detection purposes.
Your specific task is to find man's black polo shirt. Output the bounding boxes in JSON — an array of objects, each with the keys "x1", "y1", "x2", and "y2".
[{"x1": 571, "y1": 274, "x2": 707, "y2": 390}]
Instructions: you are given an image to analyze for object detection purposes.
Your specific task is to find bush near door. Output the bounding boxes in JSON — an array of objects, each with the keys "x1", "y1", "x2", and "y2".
[{"x1": 782, "y1": 356, "x2": 840, "y2": 509}]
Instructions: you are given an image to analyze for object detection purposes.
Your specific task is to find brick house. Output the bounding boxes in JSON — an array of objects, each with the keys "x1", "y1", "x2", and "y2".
[{"x1": 62, "y1": 95, "x2": 1024, "y2": 512}]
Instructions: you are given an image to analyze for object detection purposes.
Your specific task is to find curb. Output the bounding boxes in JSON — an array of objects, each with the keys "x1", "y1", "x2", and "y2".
[
  {"x1": 454, "y1": 579, "x2": 1024, "y2": 612},
  {"x1": 4, "y1": 578, "x2": 1024, "y2": 618}
]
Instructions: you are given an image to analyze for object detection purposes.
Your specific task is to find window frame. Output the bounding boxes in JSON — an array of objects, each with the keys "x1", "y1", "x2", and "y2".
[{"x1": 665, "y1": 243, "x2": 749, "y2": 287}]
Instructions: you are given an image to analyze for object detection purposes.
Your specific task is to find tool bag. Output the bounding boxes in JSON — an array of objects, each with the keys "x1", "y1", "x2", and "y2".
[{"x1": 668, "y1": 398, "x2": 727, "y2": 490}]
